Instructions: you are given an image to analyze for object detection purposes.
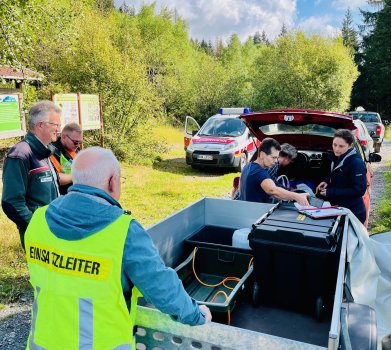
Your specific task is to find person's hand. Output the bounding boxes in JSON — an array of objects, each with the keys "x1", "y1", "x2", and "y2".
[
  {"x1": 317, "y1": 182, "x2": 327, "y2": 191},
  {"x1": 199, "y1": 305, "x2": 212, "y2": 323},
  {"x1": 316, "y1": 181, "x2": 327, "y2": 197},
  {"x1": 295, "y1": 192, "x2": 310, "y2": 206}
]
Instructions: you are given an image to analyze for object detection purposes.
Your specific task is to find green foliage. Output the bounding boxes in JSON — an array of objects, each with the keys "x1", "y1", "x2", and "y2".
[
  {"x1": 219, "y1": 34, "x2": 258, "y2": 109},
  {"x1": 353, "y1": 0, "x2": 391, "y2": 115},
  {"x1": 251, "y1": 33, "x2": 358, "y2": 111},
  {"x1": 0, "y1": 0, "x2": 37, "y2": 68}
]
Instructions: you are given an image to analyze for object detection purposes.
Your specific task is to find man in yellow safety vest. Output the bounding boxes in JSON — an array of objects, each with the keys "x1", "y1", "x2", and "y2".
[{"x1": 24, "y1": 146, "x2": 212, "y2": 350}]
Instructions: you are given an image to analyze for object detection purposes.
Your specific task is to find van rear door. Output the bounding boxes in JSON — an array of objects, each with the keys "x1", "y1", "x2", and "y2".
[{"x1": 184, "y1": 116, "x2": 200, "y2": 150}]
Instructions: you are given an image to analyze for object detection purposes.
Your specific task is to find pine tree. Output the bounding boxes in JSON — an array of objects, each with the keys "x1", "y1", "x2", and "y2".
[
  {"x1": 119, "y1": 1, "x2": 135, "y2": 16},
  {"x1": 279, "y1": 23, "x2": 288, "y2": 37},
  {"x1": 261, "y1": 30, "x2": 270, "y2": 46},
  {"x1": 341, "y1": 8, "x2": 358, "y2": 51},
  {"x1": 253, "y1": 31, "x2": 262, "y2": 45}
]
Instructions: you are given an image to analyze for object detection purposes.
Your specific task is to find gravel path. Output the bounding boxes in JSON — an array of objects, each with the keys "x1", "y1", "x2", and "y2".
[
  {"x1": 1, "y1": 140, "x2": 390, "y2": 349},
  {"x1": 0, "y1": 292, "x2": 32, "y2": 350}
]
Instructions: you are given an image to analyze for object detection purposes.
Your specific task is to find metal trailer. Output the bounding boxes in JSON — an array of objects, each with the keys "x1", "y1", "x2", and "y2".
[{"x1": 135, "y1": 198, "x2": 377, "y2": 350}]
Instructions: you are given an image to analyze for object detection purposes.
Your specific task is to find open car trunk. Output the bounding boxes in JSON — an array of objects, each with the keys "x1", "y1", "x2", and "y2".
[{"x1": 240, "y1": 109, "x2": 369, "y2": 198}]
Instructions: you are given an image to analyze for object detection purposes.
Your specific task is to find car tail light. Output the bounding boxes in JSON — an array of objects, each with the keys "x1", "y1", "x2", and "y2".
[
  {"x1": 360, "y1": 140, "x2": 368, "y2": 146},
  {"x1": 375, "y1": 124, "x2": 382, "y2": 135},
  {"x1": 184, "y1": 137, "x2": 191, "y2": 148}
]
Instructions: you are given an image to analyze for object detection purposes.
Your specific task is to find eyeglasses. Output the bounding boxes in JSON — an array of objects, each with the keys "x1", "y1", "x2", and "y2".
[
  {"x1": 66, "y1": 134, "x2": 82, "y2": 146},
  {"x1": 43, "y1": 121, "x2": 61, "y2": 128}
]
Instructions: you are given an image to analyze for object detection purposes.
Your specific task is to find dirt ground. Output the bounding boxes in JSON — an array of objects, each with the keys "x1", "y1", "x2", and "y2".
[{"x1": 0, "y1": 140, "x2": 390, "y2": 349}]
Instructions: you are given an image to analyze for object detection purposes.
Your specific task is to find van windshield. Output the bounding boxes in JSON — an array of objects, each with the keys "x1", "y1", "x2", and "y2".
[{"x1": 198, "y1": 118, "x2": 246, "y2": 137}]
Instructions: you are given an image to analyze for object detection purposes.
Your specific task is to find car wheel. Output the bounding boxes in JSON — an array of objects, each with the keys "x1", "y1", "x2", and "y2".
[
  {"x1": 236, "y1": 153, "x2": 247, "y2": 172},
  {"x1": 374, "y1": 142, "x2": 382, "y2": 153}
]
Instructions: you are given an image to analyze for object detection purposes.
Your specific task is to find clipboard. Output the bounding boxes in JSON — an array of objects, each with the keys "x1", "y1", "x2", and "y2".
[{"x1": 299, "y1": 207, "x2": 349, "y2": 219}]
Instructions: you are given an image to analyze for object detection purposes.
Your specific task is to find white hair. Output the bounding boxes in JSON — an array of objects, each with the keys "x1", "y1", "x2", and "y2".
[
  {"x1": 28, "y1": 100, "x2": 62, "y2": 129},
  {"x1": 72, "y1": 147, "x2": 120, "y2": 189}
]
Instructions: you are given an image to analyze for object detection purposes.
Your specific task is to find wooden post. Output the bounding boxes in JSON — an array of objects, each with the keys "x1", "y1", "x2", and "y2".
[
  {"x1": 18, "y1": 92, "x2": 26, "y2": 137},
  {"x1": 77, "y1": 92, "x2": 83, "y2": 149},
  {"x1": 99, "y1": 94, "x2": 105, "y2": 147}
]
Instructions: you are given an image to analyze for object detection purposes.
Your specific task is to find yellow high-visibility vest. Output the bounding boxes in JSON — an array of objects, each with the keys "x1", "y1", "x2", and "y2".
[{"x1": 25, "y1": 206, "x2": 140, "y2": 350}]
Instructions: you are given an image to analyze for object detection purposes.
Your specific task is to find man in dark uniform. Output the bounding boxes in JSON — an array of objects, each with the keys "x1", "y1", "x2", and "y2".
[
  {"x1": 50, "y1": 122, "x2": 82, "y2": 194},
  {"x1": 2, "y1": 100, "x2": 61, "y2": 248}
]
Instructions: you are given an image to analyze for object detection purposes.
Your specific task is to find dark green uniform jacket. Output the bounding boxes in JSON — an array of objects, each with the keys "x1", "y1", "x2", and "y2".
[{"x1": 1, "y1": 132, "x2": 59, "y2": 247}]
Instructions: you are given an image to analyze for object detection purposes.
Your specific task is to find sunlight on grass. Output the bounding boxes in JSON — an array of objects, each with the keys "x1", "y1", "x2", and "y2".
[{"x1": 153, "y1": 125, "x2": 185, "y2": 160}]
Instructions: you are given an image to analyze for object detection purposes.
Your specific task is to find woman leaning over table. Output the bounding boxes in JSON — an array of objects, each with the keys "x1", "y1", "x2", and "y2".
[{"x1": 317, "y1": 129, "x2": 367, "y2": 224}]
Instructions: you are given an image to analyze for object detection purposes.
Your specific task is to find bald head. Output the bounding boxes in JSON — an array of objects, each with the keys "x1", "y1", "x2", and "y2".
[{"x1": 72, "y1": 147, "x2": 121, "y2": 200}]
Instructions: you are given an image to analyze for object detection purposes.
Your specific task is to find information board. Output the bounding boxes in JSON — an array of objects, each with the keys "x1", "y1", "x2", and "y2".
[
  {"x1": 53, "y1": 93, "x2": 101, "y2": 130},
  {"x1": 52, "y1": 94, "x2": 79, "y2": 126},
  {"x1": 0, "y1": 94, "x2": 25, "y2": 139},
  {"x1": 80, "y1": 94, "x2": 100, "y2": 130}
]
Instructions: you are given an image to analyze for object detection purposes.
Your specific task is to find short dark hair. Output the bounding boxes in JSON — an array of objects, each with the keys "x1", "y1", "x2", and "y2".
[
  {"x1": 258, "y1": 137, "x2": 281, "y2": 157},
  {"x1": 334, "y1": 129, "x2": 354, "y2": 146},
  {"x1": 62, "y1": 122, "x2": 82, "y2": 134}
]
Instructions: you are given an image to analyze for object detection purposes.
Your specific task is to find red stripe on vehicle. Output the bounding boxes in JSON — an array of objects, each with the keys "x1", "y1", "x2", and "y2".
[{"x1": 192, "y1": 138, "x2": 235, "y2": 144}]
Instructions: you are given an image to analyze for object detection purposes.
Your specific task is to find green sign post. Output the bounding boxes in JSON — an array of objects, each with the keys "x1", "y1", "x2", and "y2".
[{"x1": 0, "y1": 94, "x2": 25, "y2": 139}]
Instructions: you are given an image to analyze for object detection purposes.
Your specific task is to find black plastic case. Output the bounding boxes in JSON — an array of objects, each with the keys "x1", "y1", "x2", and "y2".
[{"x1": 249, "y1": 203, "x2": 344, "y2": 318}]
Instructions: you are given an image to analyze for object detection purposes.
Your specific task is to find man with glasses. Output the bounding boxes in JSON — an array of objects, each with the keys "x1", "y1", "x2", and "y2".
[
  {"x1": 50, "y1": 122, "x2": 83, "y2": 194},
  {"x1": 239, "y1": 138, "x2": 309, "y2": 205},
  {"x1": 2, "y1": 100, "x2": 61, "y2": 249}
]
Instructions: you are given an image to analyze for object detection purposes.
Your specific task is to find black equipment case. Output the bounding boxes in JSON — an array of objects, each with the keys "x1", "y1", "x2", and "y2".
[{"x1": 249, "y1": 203, "x2": 344, "y2": 319}]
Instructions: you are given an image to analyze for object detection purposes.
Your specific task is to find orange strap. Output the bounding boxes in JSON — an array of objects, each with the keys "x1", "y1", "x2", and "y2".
[
  {"x1": 50, "y1": 155, "x2": 62, "y2": 173},
  {"x1": 68, "y1": 151, "x2": 77, "y2": 159}
]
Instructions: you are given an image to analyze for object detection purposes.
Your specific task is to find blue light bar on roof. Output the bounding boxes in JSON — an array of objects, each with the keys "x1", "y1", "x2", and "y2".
[{"x1": 218, "y1": 107, "x2": 251, "y2": 115}]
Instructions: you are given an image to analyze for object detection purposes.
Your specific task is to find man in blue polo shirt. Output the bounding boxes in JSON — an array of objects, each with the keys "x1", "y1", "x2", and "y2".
[{"x1": 239, "y1": 138, "x2": 309, "y2": 206}]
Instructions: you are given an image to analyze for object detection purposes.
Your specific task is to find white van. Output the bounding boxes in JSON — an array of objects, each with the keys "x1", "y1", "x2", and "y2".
[{"x1": 184, "y1": 108, "x2": 260, "y2": 172}]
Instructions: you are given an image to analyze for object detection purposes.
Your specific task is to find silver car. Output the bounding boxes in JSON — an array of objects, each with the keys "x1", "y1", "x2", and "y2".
[
  {"x1": 353, "y1": 119, "x2": 375, "y2": 159},
  {"x1": 349, "y1": 111, "x2": 385, "y2": 152}
]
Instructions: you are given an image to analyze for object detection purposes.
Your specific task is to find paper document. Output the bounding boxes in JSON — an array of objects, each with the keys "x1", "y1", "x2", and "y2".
[
  {"x1": 294, "y1": 201, "x2": 332, "y2": 211},
  {"x1": 299, "y1": 207, "x2": 350, "y2": 219}
]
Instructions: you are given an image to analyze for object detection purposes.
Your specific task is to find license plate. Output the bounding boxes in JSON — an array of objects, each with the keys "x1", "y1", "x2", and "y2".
[{"x1": 197, "y1": 154, "x2": 213, "y2": 160}]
